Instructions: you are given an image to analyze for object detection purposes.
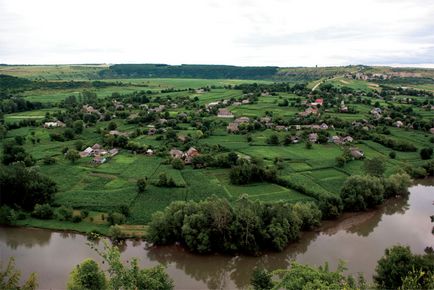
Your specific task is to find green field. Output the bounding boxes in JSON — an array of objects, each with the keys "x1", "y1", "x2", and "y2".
[{"x1": 1, "y1": 67, "x2": 433, "y2": 236}]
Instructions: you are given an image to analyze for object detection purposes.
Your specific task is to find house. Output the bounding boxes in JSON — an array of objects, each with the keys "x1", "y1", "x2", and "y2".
[
  {"x1": 113, "y1": 100, "x2": 124, "y2": 110},
  {"x1": 227, "y1": 122, "x2": 239, "y2": 133},
  {"x1": 207, "y1": 101, "x2": 220, "y2": 108},
  {"x1": 92, "y1": 144, "x2": 102, "y2": 150},
  {"x1": 260, "y1": 117, "x2": 272, "y2": 123},
  {"x1": 83, "y1": 105, "x2": 97, "y2": 114},
  {"x1": 431, "y1": 128, "x2": 434, "y2": 134},
  {"x1": 217, "y1": 108, "x2": 234, "y2": 118},
  {"x1": 342, "y1": 136, "x2": 354, "y2": 143},
  {"x1": 147, "y1": 128, "x2": 157, "y2": 135},
  {"x1": 170, "y1": 149, "x2": 183, "y2": 159},
  {"x1": 234, "y1": 117, "x2": 250, "y2": 124},
  {"x1": 275, "y1": 125, "x2": 287, "y2": 131},
  {"x1": 177, "y1": 135, "x2": 187, "y2": 142},
  {"x1": 92, "y1": 156, "x2": 107, "y2": 164},
  {"x1": 311, "y1": 98, "x2": 324, "y2": 106},
  {"x1": 242, "y1": 99, "x2": 250, "y2": 104},
  {"x1": 308, "y1": 133, "x2": 318, "y2": 143},
  {"x1": 291, "y1": 136, "x2": 300, "y2": 144},
  {"x1": 43, "y1": 120, "x2": 66, "y2": 128},
  {"x1": 395, "y1": 121, "x2": 404, "y2": 128},
  {"x1": 108, "y1": 148, "x2": 119, "y2": 157},
  {"x1": 184, "y1": 147, "x2": 199, "y2": 164},
  {"x1": 330, "y1": 136, "x2": 342, "y2": 144},
  {"x1": 320, "y1": 123, "x2": 329, "y2": 130},
  {"x1": 299, "y1": 107, "x2": 318, "y2": 117},
  {"x1": 232, "y1": 102, "x2": 242, "y2": 106},
  {"x1": 79, "y1": 147, "x2": 93, "y2": 158},
  {"x1": 146, "y1": 149, "x2": 154, "y2": 156},
  {"x1": 371, "y1": 108, "x2": 382, "y2": 119},
  {"x1": 350, "y1": 148, "x2": 365, "y2": 159},
  {"x1": 109, "y1": 130, "x2": 129, "y2": 137}
]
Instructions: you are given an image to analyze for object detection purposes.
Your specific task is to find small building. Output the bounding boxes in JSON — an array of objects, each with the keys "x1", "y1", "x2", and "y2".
[
  {"x1": 92, "y1": 144, "x2": 102, "y2": 150},
  {"x1": 241, "y1": 99, "x2": 250, "y2": 104},
  {"x1": 170, "y1": 148, "x2": 183, "y2": 159},
  {"x1": 79, "y1": 147, "x2": 93, "y2": 158},
  {"x1": 260, "y1": 116, "x2": 272, "y2": 123},
  {"x1": 227, "y1": 122, "x2": 239, "y2": 133},
  {"x1": 217, "y1": 108, "x2": 234, "y2": 118},
  {"x1": 275, "y1": 125, "x2": 287, "y2": 131},
  {"x1": 146, "y1": 149, "x2": 154, "y2": 156},
  {"x1": 320, "y1": 123, "x2": 329, "y2": 130},
  {"x1": 109, "y1": 148, "x2": 119, "y2": 157},
  {"x1": 350, "y1": 148, "x2": 364, "y2": 159},
  {"x1": 234, "y1": 117, "x2": 250, "y2": 124},
  {"x1": 395, "y1": 120, "x2": 404, "y2": 128},
  {"x1": 109, "y1": 130, "x2": 129, "y2": 137},
  {"x1": 148, "y1": 128, "x2": 157, "y2": 135},
  {"x1": 92, "y1": 156, "x2": 107, "y2": 164},
  {"x1": 43, "y1": 120, "x2": 66, "y2": 128},
  {"x1": 430, "y1": 128, "x2": 434, "y2": 134},
  {"x1": 308, "y1": 133, "x2": 318, "y2": 143},
  {"x1": 184, "y1": 147, "x2": 200, "y2": 164},
  {"x1": 342, "y1": 136, "x2": 354, "y2": 143}
]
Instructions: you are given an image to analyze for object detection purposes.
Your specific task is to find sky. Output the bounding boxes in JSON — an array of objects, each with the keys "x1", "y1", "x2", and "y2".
[{"x1": 1, "y1": 0, "x2": 434, "y2": 67}]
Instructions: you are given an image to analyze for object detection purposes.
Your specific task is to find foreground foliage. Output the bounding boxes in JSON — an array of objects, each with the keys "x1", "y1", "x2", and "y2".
[{"x1": 0, "y1": 257, "x2": 38, "y2": 290}]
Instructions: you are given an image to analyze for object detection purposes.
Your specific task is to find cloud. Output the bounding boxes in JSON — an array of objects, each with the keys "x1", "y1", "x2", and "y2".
[{"x1": 0, "y1": 0, "x2": 433, "y2": 67}]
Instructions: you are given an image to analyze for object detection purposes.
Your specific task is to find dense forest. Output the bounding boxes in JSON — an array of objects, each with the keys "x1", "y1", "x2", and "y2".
[{"x1": 99, "y1": 64, "x2": 279, "y2": 79}]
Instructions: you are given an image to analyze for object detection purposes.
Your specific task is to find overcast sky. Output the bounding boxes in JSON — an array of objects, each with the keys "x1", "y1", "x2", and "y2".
[{"x1": 1, "y1": 0, "x2": 433, "y2": 67}]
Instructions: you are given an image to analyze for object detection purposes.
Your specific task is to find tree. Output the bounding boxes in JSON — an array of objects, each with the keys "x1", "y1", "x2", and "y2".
[
  {"x1": 389, "y1": 151, "x2": 396, "y2": 159},
  {"x1": 340, "y1": 175, "x2": 384, "y2": 211},
  {"x1": 171, "y1": 158, "x2": 184, "y2": 170},
  {"x1": 251, "y1": 268, "x2": 273, "y2": 290},
  {"x1": 420, "y1": 147, "x2": 433, "y2": 160},
  {"x1": 2, "y1": 141, "x2": 34, "y2": 166},
  {"x1": 72, "y1": 120, "x2": 84, "y2": 134},
  {"x1": 31, "y1": 204, "x2": 54, "y2": 219},
  {"x1": 266, "y1": 134, "x2": 279, "y2": 145},
  {"x1": 137, "y1": 177, "x2": 148, "y2": 193},
  {"x1": 63, "y1": 128, "x2": 75, "y2": 140},
  {"x1": 374, "y1": 245, "x2": 434, "y2": 289},
  {"x1": 270, "y1": 261, "x2": 365, "y2": 290},
  {"x1": 90, "y1": 241, "x2": 173, "y2": 290},
  {"x1": 363, "y1": 158, "x2": 386, "y2": 177},
  {"x1": 383, "y1": 172, "x2": 412, "y2": 198},
  {"x1": 67, "y1": 259, "x2": 106, "y2": 290},
  {"x1": 0, "y1": 164, "x2": 57, "y2": 210},
  {"x1": 0, "y1": 257, "x2": 38, "y2": 290},
  {"x1": 65, "y1": 149, "x2": 80, "y2": 163},
  {"x1": 108, "y1": 121, "x2": 117, "y2": 131}
]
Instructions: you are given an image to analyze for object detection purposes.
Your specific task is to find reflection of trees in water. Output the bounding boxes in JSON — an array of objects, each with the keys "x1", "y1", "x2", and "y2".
[
  {"x1": 347, "y1": 194, "x2": 410, "y2": 237},
  {"x1": 146, "y1": 243, "x2": 296, "y2": 289},
  {"x1": 2, "y1": 227, "x2": 52, "y2": 249}
]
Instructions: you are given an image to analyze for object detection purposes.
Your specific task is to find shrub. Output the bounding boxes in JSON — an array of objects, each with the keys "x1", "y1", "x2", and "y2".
[
  {"x1": 56, "y1": 205, "x2": 73, "y2": 221},
  {"x1": 43, "y1": 156, "x2": 56, "y2": 165},
  {"x1": 420, "y1": 147, "x2": 433, "y2": 160},
  {"x1": 32, "y1": 203, "x2": 54, "y2": 219},
  {"x1": 389, "y1": 151, "x2": 396, "y2": 159},
  {"x1": 80, "y1": 210, "x2": 89, "y2": 219},
  {"x1": 171, "y1": 158, "x2": 184, "y2": 170},
  {"x1": 0, "y1": 205, "x2": 16, "y2": 225},
  {"x1": 72, "y1": 215, "x2": 82, "y2": 223},
  {"x1": 383, "y1": 173, "x2": 412, "y2": 198},
  {"x1": 107, "y1": 212, "x2": 126, "y2": 225},
  {"x1": 108, "y1": 225, "x2": 124, "y2": 241}
]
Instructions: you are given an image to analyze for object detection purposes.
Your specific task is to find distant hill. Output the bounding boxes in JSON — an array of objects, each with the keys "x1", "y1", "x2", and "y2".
[{"x1": 99, "y1": 64, "x2": 279, "y2": 80}]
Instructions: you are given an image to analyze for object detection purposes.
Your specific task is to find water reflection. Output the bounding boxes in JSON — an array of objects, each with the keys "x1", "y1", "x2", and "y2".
[{"x1": 2, "y1": 227, "x2": 52, "y2": 250}]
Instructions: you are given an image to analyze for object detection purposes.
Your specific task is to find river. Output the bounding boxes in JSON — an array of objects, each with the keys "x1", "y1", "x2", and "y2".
[{"x1": 1, "y1": 179, "x2": 433, "y2": 289}]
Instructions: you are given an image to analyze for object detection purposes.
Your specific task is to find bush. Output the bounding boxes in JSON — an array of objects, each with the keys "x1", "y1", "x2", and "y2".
[
  {"x1": 108, "y1": 225, "x2": 124, "y2": 241},
  {"x1": 32, "y1": 203, "x2": 54, "y2": 219},
  {"x1": 389, "y1": 151, "x2": 396, "y2": 159},
  {"x1": 0, "y1": 205, "x2": 16, "y2": 225},
  {"x1": 43, "y1": 156, "x2": 56, "y2": 165},
  {"x1": 72, "y1": 215, "x2": 82, "y2": 223},
  {"x1": 107, "y1": 212, "x2": 126, "y2": 225},
  {"x1": 383, "y1": 173, "x2": 412, "y2": 198},
  {"x1": 56, "y1": 205, "x2": 73, "y2": 221},
  {"x1": 80, "y1": 210, "x2": 89, "y2": 219},
  {"x1": 420, "y1": 147, "x2": 433, "y2": 160},
  {"x1": 171, "y1": 158, "x2": 184, "y2": 170},
  {"x1": 137, "y1": 178, "x2": 148, "y2": 193}
]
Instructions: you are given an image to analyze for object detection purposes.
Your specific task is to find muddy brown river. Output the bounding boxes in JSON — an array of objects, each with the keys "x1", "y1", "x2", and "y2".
[{"x1": 1, "y1": 179, "x2": 433, "y2": 289}]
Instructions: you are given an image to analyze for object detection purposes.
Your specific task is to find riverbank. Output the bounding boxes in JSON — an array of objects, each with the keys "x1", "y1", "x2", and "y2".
[
  {"x1": 2, "y1": 180, "x2": 433, "y2": 289},
  {"x1": 8, "y1": 178, "x2": 432, "y2": 243}
]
